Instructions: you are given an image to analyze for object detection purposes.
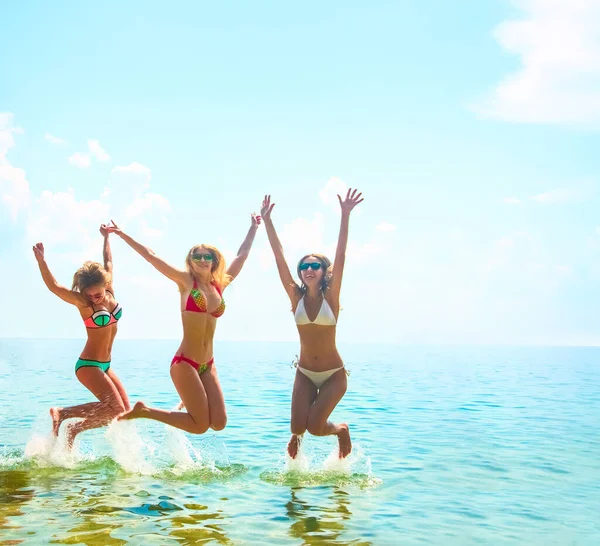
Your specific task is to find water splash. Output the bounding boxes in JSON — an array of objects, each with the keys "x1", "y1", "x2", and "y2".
[
  {"x1": 105, "y1": 419, "x2": 157, "y2": 475},
  {"x1": 261, "y1": 442, "x2": 382, "y2": 489}
]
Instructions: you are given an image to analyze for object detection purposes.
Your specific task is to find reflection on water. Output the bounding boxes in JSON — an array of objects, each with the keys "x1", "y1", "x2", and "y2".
[
  {"x1": 0, "y1": 460, "x2": 236, "y2": 545},
  {"x1": 3, "y1": 341, "x2": 600, "y2": 544},
  {"x1": 286, "y1": 487, "x2": 372, "y2": 546},
  {"x1": 167, "y1": 503, "x2": 231, "y2": 545},
  {"x1": 0, "y1": 469, "x2": 34, "y2": 538}
]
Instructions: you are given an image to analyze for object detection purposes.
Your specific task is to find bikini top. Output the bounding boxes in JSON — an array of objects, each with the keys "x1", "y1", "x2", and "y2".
[
  {"x1": 83, "y1": 290, "x2": 122, "y2": 329},
  {"x1": 294, "y1": 296, "x2": 337, "y2": 326},
  {"x1": 184, "y1": 280, "x2": 226, "y2": 318}
]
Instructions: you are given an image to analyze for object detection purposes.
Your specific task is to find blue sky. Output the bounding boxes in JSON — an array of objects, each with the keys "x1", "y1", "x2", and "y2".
[{"x1": 1, "y1": 0, "x2": 600, "y2": 344}]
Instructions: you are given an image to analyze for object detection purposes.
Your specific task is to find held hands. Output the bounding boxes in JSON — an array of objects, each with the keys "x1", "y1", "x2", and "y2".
[
  {"x1": 251, "y1": 212, "x2": 262, "y2": 229},
  {"x1": 32, "y1": 242, "x2": 45, "y2": 263},
  {"x1": 338, "y1": 188, "x2": 364, "y2": 215},
  {"x1": 105, "y1": 220, "x2": 123, "y2": 236},
  {"x1": 261, "y1": 195, "x2": 275, "y2": 221}
]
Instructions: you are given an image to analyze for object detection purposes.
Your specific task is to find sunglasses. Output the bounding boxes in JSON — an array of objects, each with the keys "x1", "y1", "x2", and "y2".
[
  {"x1": 192, "y1": 253, "x2": 213, "y2": 262},
  {"x1": 299, "y1": 262, "x2": 321, "y2": 271}
]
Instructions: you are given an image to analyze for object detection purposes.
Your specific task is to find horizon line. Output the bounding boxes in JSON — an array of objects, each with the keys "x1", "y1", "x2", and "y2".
[{"x1": 2, "y1": 337, "x2": 600, "y2": 348}]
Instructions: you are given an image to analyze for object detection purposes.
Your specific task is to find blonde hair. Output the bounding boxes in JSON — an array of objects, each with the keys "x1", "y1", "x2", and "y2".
[
  {"x1": 296, "y1": 253, "x2": 332, "y2": 294},
  {"x1": 186, "y1": 244, "x2": 232, "y2": 288},
  {"x1": 72, "y1": 261, "x2": 111, "y2": 292}
]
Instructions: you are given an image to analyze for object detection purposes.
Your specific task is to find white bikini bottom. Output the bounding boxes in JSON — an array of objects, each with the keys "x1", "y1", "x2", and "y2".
[{"x1": 297, "y1": 366, "x2": 344, "y2": 389}]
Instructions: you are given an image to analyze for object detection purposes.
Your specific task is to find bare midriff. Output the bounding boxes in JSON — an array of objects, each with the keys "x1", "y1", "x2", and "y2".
[
  {"x1": 79, "y1": 324, "x2": 118, "y2": 361},
  {"x1": 296, "y1": 325, "x2": 343, "y2": 371},
  {"x1": 176, "y1": 312, "x2": 218, "y2": 364}
]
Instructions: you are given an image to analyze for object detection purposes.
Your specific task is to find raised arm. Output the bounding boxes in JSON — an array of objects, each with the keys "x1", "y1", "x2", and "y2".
[
  {"x1": 329, "y1": 188, "x2": 364, "y2": 300},
  {"x1": 106, "y1": 220, "x2": 189, "y2": 286},
  {"x1": 99, "y1": 224, "x2": 113, "y2": 277},
  {"x1": 260, "y1": 195, "x2": 299, "y2": 302},
  {"x1": 32, "y1": 243, "x2": 86, "y2": 307},
  {"x1": 225, "y1": 213, "x2": 261, "y2": 284}
]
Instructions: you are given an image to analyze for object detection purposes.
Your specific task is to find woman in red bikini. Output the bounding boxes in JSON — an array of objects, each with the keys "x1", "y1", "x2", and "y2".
[
  {"x1": 261, "y1": 188, "x2": 363, "y2": 459},
  {"x1": 110, "y1": 214, "x2": 260, "y2": 433},
  {"x1": 33, "y1": 224, "x2": 130, "y2": 448}
]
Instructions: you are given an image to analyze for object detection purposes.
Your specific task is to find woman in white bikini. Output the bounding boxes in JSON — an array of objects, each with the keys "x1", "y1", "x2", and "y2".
[{"x1": 261, "y1": 188, "x2": 364, "y2": 459}]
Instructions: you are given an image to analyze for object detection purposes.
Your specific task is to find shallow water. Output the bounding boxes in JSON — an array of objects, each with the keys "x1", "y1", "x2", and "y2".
[{"x1": 1, "y1": 339, "x2": 599, "y2": 544}]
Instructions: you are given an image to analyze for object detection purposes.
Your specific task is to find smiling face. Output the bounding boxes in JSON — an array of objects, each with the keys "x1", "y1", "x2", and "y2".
[
  {"x1": 298, "y1": 255, "x2": 326, "y2": 289},
  {"x1": 188, "y1": 245, "x2": 215, "y2": 274},
  {"x1": 83, "y1": 284, "x2": 107, "y2": 305}
]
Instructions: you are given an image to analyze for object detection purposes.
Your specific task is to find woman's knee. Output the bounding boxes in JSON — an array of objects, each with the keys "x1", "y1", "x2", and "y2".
[
  {"x1": 105, "y1": 398, "x2": 126, "y2": 416},
  {"x1": 210, "y1": 414, "x2": 227, "y2": 431},
  {"x1": 291, "y1": 420, "x2": 308, "y2": 436},
  {"x1": 190, "y1": 414, "x2": 210, "y2": 434},
  {"x1": 306, "y1": 417, "x2": 326, "y2": 436}
]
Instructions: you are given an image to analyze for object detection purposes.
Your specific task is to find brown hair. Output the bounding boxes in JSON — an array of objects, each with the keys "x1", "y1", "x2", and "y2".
[
  {"x1": 72, "y1": 261, "x2": 111, "y2": 292},
  {"x1": 186, "y1": 244, "x2": 232, "y2": 288},
  {"x1": 296, "y1": 253, "x2": 332, "y2": 294}
]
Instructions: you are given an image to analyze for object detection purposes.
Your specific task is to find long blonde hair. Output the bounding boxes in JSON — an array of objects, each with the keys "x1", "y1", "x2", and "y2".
[
  {"x1": 186, "y1": 244, "x2": 232, "y2": 288},
  {"x1": 72, "y1": 261, "x2": 111, "y2": 292},
  {"x1": 296, "y1": 253, "x2": 332, "y2": 294}
]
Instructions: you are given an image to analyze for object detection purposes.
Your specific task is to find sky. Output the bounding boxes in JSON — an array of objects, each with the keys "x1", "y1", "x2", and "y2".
[{"x1": 1, "y1": 0, "x2": 600, "y2": 345}]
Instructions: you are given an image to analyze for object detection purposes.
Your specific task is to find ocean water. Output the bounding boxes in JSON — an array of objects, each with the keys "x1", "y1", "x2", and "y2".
[{"x1": 0, "y1": 339, "x2": 599, "y2": 545}]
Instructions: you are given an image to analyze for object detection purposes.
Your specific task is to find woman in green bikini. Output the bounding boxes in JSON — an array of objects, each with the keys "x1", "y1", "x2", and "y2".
[{"x1": 33, "y1": 224, "x2": 130, "y2": 447}]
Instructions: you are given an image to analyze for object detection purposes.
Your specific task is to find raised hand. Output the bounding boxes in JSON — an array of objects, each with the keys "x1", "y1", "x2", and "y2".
[
  {"x1": 261, "y1": 195, "x2": 275, "y2": 221},
  {"x1": 105, "y1": 220, "x2": 122, "y2": 235},
  {"x1": 32, "y1": 242, "x2": 45, "y2": 262},
  {"x1": 99, "y1": 223, "x2": 110, "y2": 237},
  {"x1": 337, "y1": 188, "x2": 364, "y2": 214},
  {"x1": 251, "y1": 212, "x2": 262, "y2": 228}
]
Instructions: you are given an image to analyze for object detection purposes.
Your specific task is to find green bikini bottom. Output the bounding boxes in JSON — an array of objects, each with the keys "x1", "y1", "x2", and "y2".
[{"x1": 75, "y1": 358, "x2": 111, "y2": 374}]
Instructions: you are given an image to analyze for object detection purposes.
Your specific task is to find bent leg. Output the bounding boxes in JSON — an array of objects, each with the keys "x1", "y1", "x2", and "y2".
[
  {"x1": 305, "y1": 369, "x2": 351, "y2": 457},
  {"x1": 65, "y1": 368, "x2": 127, "y2": 447},
  {"x1": 200, "y1": 365, "x2": 227, "y2": 431},
  {"x1": 119, "y1": 362, "x2": 210, "y2": 434},
  {"x1": 51, "y1": 367, "x2": 127, "y2": 435},
  {"x1": 106, "y1": 368, "x2": 130, "y2": 411},
  {"x1": 288, "y1": 370, "x2": 317, "y2": 458}
]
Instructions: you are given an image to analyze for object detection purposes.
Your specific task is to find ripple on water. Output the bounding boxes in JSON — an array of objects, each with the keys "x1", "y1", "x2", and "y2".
[{"x1": 259, "y1": 468, "x2": 382, "y2": 489}]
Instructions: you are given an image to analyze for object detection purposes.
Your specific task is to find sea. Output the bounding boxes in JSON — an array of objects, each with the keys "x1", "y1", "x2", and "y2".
[{"x1": 0, "y1": 339, "x2": 599, "y2": 545}]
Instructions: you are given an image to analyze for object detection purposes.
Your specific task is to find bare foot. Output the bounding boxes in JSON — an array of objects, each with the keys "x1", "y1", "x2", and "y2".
[
  {"x1": 287, "y1": 434, "x2": 301, "y2": 459},
  {"x1": 49, "y1": 407, "x2": 62, "y2": 437},
  {"x1": 65, "y1": 423, "x2": 79, "y2": 449},
  {"x1": 336, "y1": 424, "x2": 352, "y2": 458},
  {"x1": 117, "y1": 401, "x2": 147, "y2": 421}
]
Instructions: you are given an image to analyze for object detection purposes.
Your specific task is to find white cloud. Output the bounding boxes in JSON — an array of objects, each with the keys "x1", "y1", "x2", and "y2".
[
  {"x1": 68, "y1": 152, "x2": 91, "y2": 169},
  {"x1": 123, "y1": 192, "x2": 171, "y2": 239},
  {"x1": 111, "y1": 162, "x2": 151, "y2": 181},
  {"x1": 504, "y1": 197, "x2": 522, "y2": 205},
  {"x1": 44, "y1": 133, "x2": 66, "y2": 145},
  {"x1": 319, "y1": 177, "x2": 347, "y2": 206},
  {"x1": 318, "y1": 176, "x2": 363, "y2": 215},
  {"x1": 497, "y1": 235, "x2": 514, "y2": 248},
  {"x1": 27, "y1": 158, "x2": 170, "y2": 257},
  {"x1": 556, "y1": 265, "x2": 574, "y2": 276},
  {"x1": 376, "y1": 221, "x2": 397, "y2": 232},
  {"x1": 28, "y1": 188, "x2": 110, "y2": 246},
  {"x1": 88, "y1": 139, "x2": 110, "y2": 162},
  {"x1": 472, "y1": 0, "x2": 600, "y2": 126},
  {"x1": 67, "y1": 140, "x2": 110, "y2": 168},
  {"x1": 0, "y1": 113, "x2": 30, "y2": 222},
  {"x1": 531, "y1": 188, "x2": 579, "y2": 203}
]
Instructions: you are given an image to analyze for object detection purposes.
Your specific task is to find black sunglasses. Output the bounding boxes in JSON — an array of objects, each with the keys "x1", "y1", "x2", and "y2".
[
  {"x1": 299, "y1": 262, "x2": 321, "y2": 271},
  {"x1": 192, "y1": 253, "x2": 213, "y2": 262}
]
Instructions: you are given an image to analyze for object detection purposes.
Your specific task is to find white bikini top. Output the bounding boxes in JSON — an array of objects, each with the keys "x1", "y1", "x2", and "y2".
[{"x1": 294, "y1": 296, "x2": 337, "y2": 326}]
